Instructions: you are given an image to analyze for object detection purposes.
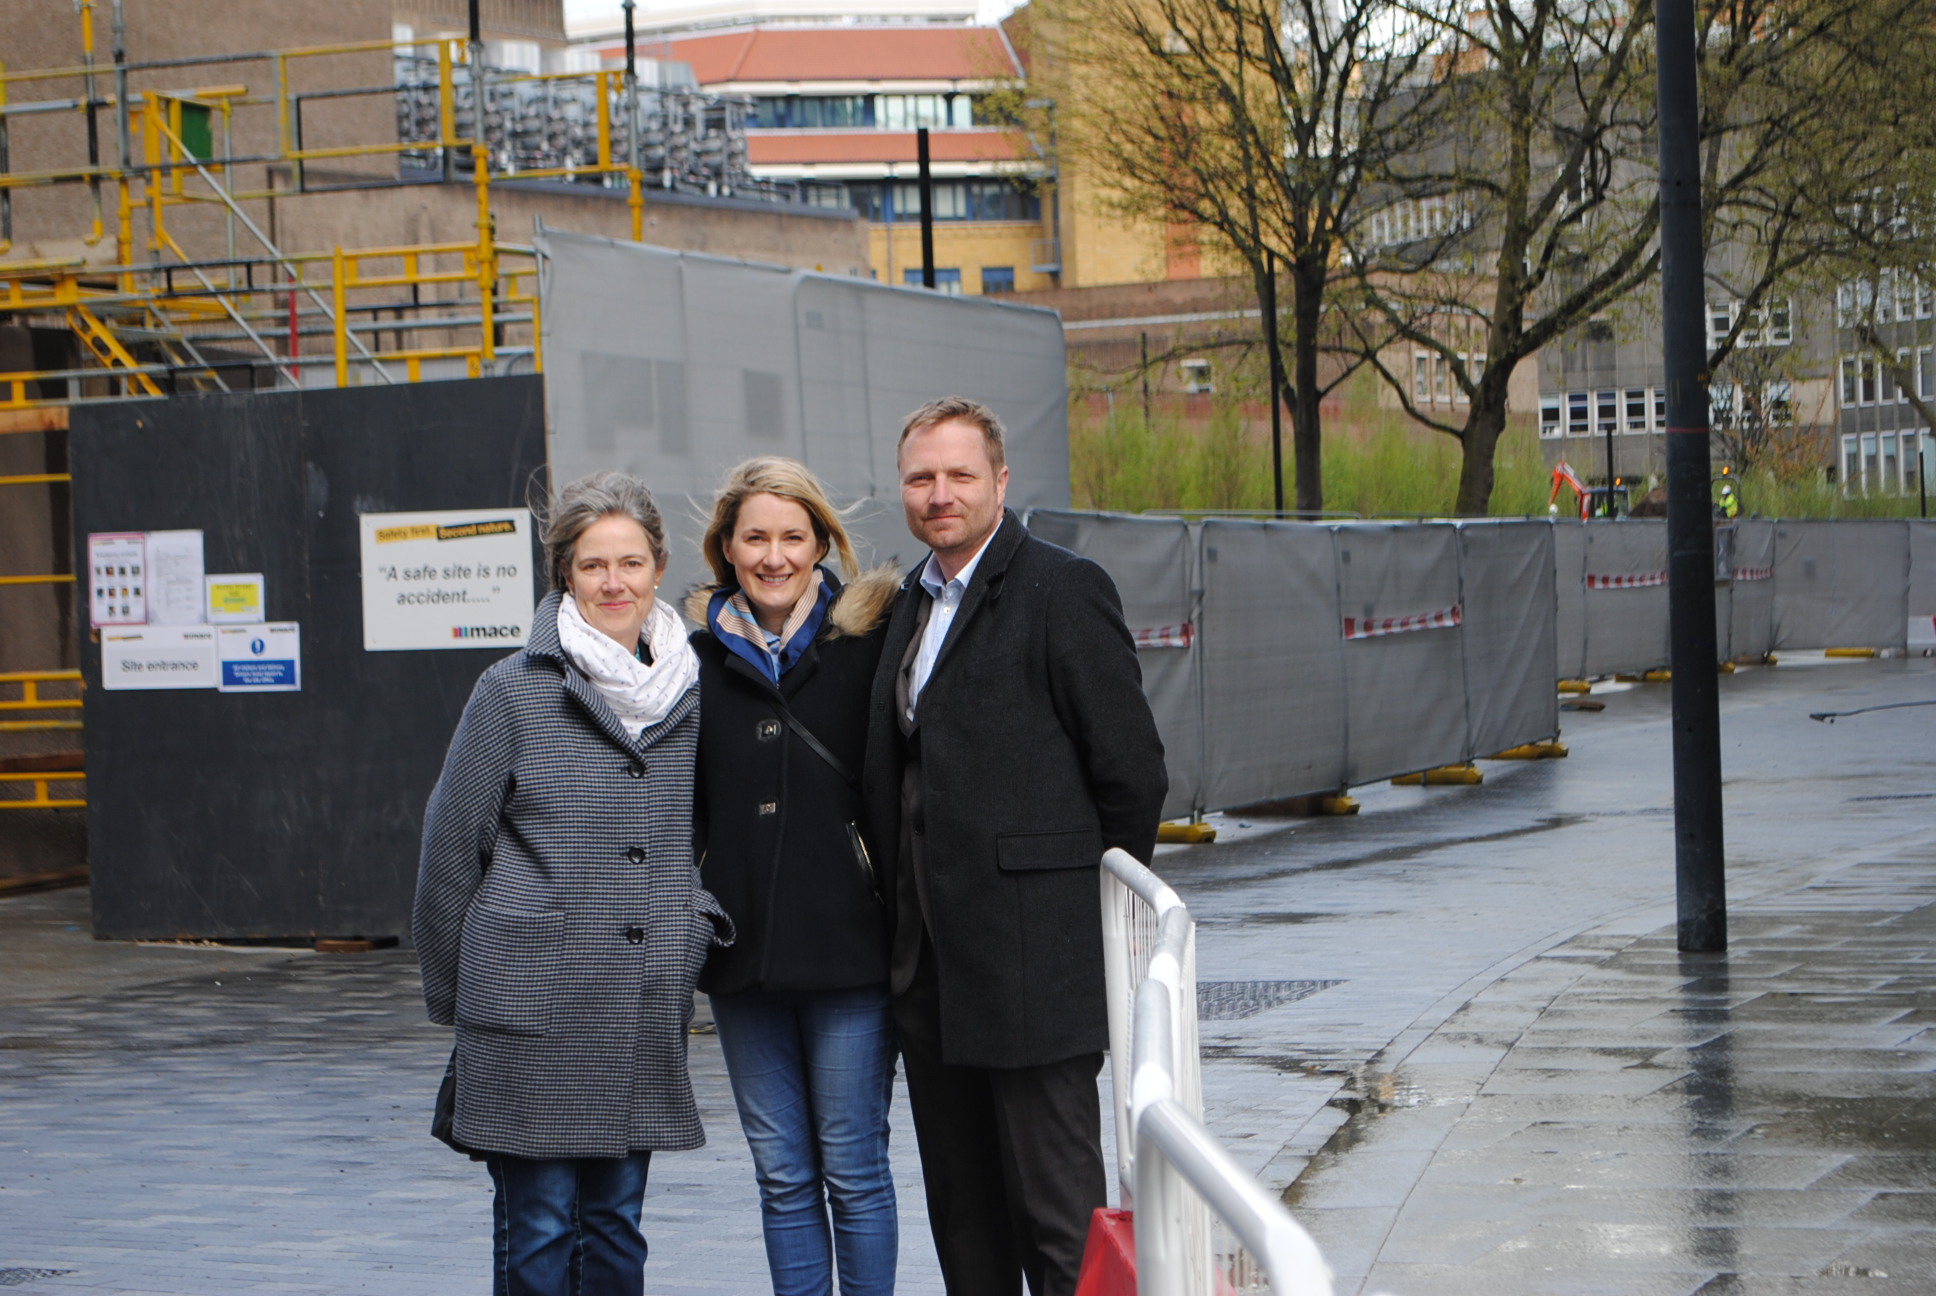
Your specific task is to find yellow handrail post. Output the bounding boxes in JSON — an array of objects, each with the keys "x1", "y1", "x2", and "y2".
[
  {"x1": 475, "y1": 144, "x2": 496, "y2": 370},
  {"x1": 629, "y1": 167, "x2": 644, "y2": 242},
  {"x1": 332, "y1": 246, "x2": 348, "y2": 386},
  {"x1": 438, "y1": 39, "x2": 457, "y2": 172},
  {"x1": 142, "y1": 93, "x2": 163, "y2": 266},
  {"x1": 116, "y1": 176, "x2": 133, "y2": 286},
  {"x1": 596, "y1": 71, "x2": 612, "y2": 172}
]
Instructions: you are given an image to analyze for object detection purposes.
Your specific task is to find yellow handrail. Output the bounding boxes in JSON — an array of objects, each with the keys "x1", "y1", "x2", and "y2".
[{"x1": 0, "y1": 770, "x2": 87, "y2": 810}]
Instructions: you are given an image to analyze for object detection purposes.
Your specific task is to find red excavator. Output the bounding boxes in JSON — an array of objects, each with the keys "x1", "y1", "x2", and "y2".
[{"x1": 1548, "y1": 460, "x2": 1631, "y2": 519}]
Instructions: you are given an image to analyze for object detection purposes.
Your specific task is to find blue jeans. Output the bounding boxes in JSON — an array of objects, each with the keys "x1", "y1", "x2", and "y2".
[
  {"x1": 487, "y1": 1151, "x2": 651, "y2": 1296},
  {"x1": 710, "y1": 985, "x2": 899, "y2": 1296}
]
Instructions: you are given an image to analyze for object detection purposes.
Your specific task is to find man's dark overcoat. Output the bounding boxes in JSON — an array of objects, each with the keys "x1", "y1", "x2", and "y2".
[{"x1": 860, "y1": 509, "x2": 1167, "y2": 1069}]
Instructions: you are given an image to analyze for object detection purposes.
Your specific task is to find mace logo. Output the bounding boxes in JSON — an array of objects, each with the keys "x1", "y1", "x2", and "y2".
[{"x1": 452, "y1": 625, "x2": 521, "y2": 640}]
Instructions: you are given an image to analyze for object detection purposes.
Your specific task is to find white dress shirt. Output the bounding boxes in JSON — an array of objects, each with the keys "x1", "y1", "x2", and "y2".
[{"x1": 905, "y1": 530, "x2": 997, "y2": 724}]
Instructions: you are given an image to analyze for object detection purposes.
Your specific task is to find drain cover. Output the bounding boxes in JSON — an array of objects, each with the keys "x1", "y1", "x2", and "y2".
[
  {"x1": 1197, "y1": 980, "x2": 1340, "y2": 1021},
  {"x1": 0, "y1": 1272, "x2": 76, "y2": 1288}
]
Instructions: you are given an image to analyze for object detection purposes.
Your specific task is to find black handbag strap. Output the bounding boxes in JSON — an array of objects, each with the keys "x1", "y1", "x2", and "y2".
[{"x1": 770, "y1": 696, "x2": 859, "y2": 788}]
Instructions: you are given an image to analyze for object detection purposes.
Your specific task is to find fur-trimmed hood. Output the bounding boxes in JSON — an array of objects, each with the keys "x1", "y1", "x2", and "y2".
[{"x1": 682, "y1": 564, "x2": 900, "y2": 641}]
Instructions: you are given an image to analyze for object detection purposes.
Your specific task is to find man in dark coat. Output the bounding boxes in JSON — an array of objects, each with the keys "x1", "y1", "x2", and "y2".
[{"x1": 861, "y1": 396, "x2": 1168, "y2": 1296}]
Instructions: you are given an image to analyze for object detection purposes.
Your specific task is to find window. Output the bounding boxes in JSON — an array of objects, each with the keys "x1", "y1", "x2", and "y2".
[
  {"x1": 1842, "y1": 357, "x2": 1861, "y2": 407},
  {"x1": 1180, "y1": 358, "x2": 1213, "y2": 394},
  {"x1": 903, "y1": 267, "x2": 963, "y2": 295},
  {"x1": 1625, "y1": 388, "x2": 1648, "y2": 433},
  {"x1": 1920, "y1": 346, "x2": 1934, "y2": 400},
  {"x1": 753, "y1": 95, "x2": 876, "y2": 128},
  {"x1": 1863, "y1": 358, "x2": 1880, "y2": 404},
  {"x1": 1763, "y1": 297, "x2": 1793, "y2": 345},
  {"x1": 1707, "y1": 301, "x2": 1735, "y2": 352},
  {"x1": 1655, "y1": 388, "x2": 1667, "y2": 429},
  {"x1": 1567, "y1": 391, "x2": 1590, "y2": 436},
  {"x1": 876, "y1": 94, "x2": 973, "y2": 129},
  {"x1": 1919, "y1": 281, "x2": 1934, "y2": 320},
  {"x1": 1842, "y1": 434, "x2": 1860, "y2": 491},
  {"x1": 1762, "y1": 379, "x2": 1793, "y2": 428},
  {"x1": 1709, "y1": 382, "x2": 1735, "y2": 430},
  {"x1": 1433, "y1": 355, "x2": 1450, "y2": 404},
  {"x1": 1596, "y1": 389, "x2": 1618, "y2": 436},
  {"x1": 1413, "y1": 353, "x2": 1431, "y2": 404},
  {"x1": 1882, "y1": 433, "x2": 1900, "y2": 489},
  {"x1": 1540, "y1": 394, "x2": 1562, "y2": 438},
  {"x1": 980, "y1": 266, "x2": 1015, "y2": 295},
  {"x1": 1863, "y1": 433, "x2": 1878, "y2": 487}
]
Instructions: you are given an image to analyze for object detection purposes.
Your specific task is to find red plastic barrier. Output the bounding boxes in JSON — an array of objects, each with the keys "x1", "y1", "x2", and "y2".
[{"x1": 1074, "y1": 1207, "x2": 1137, "y2": 1296}]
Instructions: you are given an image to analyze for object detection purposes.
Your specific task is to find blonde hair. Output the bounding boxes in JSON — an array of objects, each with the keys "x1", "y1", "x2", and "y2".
[
  {"x1": 897, "y1": 396, "x2": 1006, "y2": 471},
  {"x1": 701, "y1": 457, "x2": 859, "y2": 587}
]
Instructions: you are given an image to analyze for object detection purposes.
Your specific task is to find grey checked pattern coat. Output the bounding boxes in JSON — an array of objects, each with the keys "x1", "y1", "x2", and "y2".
[{"x1": 414, "y1": 589, "x2": 731, "y2": 1159}]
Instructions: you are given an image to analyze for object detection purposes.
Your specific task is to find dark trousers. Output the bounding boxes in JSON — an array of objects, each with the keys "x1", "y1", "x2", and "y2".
[
  {"x1": 487, "y1": 1152, "x2": 651, "y2": 1296},
  {"x1": 894, "y1": 940, "x2": 1106, "y2": 1296}
]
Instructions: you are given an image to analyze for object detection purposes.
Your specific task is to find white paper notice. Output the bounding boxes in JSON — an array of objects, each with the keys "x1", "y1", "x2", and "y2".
[
  {"x1": 359, "y1": 509, "x2": 535, "y2": 652},
  {"x1": 205, "y1": 573, "x2": 266, "y2": 624},
  {"x1": 100, "y1": 625, "x2": 218, "y2": 690},
  {"x1": 145, "y1": 530, "x2": 206, "y2": 626},
  {"x1": 217, "y1": 623, "x2": 302, "y2": 693},
  {"x1": 88, "y1": 533, "x2": 147, "y2": 627}
]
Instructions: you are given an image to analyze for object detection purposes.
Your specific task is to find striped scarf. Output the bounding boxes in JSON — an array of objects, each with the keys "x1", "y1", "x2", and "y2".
[{"x1": 709, "y1": 568, "x2": 830, "y2": 684}]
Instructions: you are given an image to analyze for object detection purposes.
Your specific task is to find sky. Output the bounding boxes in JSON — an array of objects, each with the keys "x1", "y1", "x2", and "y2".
[{"x1": 561, "y1": 0, "x2": 1025, "y2": 29}]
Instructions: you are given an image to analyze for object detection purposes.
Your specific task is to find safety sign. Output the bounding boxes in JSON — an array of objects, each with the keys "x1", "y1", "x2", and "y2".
[
  {"x1": 358, "y1": 508, "x2": 534, "y2": 652},
  {"x1": 99, "y1": 625, "x2": 219, "y2": 691},
  {"x1": 217, "y1": 623, "x2": 302, "y2": 693}
]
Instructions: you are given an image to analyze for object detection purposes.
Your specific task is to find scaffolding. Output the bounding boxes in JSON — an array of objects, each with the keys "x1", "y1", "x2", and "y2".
[{"x1": 0, "y1": 13, "x2": 770, "y2": 407}]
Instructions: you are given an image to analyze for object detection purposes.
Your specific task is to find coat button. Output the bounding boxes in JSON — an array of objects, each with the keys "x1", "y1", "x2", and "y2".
[
  {"x1": 757, "y1": 800, "x2": 778, "y2": 816},
  {"x1": 756, "y1": 719, "x2": 781, "y2": 742},
  {"x1": 628, "y1": 762, "x2": 645, "y2": 779},
  {"x1": 624, "y1": 925, "x2": 645, "y2": 945},
  {"x1": 627, "y1": 846, "x2": 646, "y2": 864}
]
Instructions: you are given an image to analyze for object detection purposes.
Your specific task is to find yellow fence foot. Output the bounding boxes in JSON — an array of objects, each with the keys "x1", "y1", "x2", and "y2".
[
  {"x1": 1318, "y1": 794, "x2": 1360, "y2": 815},
  {"x1": 1488, "y1": 741, "x2": 1569, "y2": 760},
  {"x1": 1392, "y1": 764, "x2": 1483, "y2": 787},
  {"x1": 1642, "y1": 669, "x2": 1672, "y2": 683},
  {"x1": 1718, "y1": 661, "x2": 1736, "y2": 674},
  {"x1": 1157, "y1": 820, "x2": 1218, "y2": 845},
  {"x1": 1825, "y1": 647, "x2": 1877, "y2": 658},
  {"x1": 1557, "y1": 679, "x2": 1593, "y2": 694}
]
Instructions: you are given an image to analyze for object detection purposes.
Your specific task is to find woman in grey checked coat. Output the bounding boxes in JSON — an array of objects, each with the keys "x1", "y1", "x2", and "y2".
[{"x1": 414, "y1": 471, "x2": 731, "y2": 1296}]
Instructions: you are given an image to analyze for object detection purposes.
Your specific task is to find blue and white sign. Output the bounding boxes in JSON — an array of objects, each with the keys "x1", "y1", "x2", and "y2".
[{"x1": 217, "y1": 622, "x2": 302, "y2": 693}]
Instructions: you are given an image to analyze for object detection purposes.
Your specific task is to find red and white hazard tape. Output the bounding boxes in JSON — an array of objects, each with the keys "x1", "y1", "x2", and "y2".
[
  {"x1": 1586, "y1": 572, "x2": 1667, "y2": 589},
  {"x1": 1133, "y1": 623, "x2": 1195, "y2": 650},
  {"x1": 1343, "y1": 604, "x2": 1463, "y2": 640},
  {"x1": 1732, "y1": 566, "x2": 1772, "y2": 582}
]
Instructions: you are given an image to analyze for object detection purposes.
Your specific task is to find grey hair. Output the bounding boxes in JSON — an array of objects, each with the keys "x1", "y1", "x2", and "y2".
[{"x1": 540, "y1": 470, "x2": 668, "y2": 590}]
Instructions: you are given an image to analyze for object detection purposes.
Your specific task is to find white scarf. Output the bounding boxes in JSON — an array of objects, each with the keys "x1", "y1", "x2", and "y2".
[{"x1": 556, "y1": 594, "x2": 698, "y2": 738}]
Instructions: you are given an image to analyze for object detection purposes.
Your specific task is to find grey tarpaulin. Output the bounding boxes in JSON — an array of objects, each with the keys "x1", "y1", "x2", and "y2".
[
  {"x1": 1729, "y1": 519, "x2": 1777, "y2": 660},
  {"x1": 1773, "y1": 520, "x2": 1910, "y2": 650},
  {"x1": 1581, "y1": 521, "x2": 1670, "y2": 675},
  {"x1": 1552, "y1": 520, "x2": 1587, "y2": 679},
  {"x1": 1027, "y1": 510, "x2": 1200, "y2": 819},
  {"x1": 1459, "y1": 521, "x2": 1560, "y2": 758},
  {"x1": 537, "y1": 228, "x2": 1070, "y2": 580},
  {"x1": 1198, "y1": 519, "x2": 1347, "y2": 808},
  {"x1": 1910, "y1": 521, "x2": 1936, "y2": 646},
  {"x1": 1334, "y1": 523, "x2": 1466, "y2": 783}
]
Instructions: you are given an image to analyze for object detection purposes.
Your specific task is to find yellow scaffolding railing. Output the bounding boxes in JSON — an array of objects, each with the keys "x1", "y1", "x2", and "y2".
[
  {"x1": 0, "y1": 770, "x2": 86, "y2": 810},
  {"x1": 0, "y1": 670, "x2": 83, "y2": 734}
]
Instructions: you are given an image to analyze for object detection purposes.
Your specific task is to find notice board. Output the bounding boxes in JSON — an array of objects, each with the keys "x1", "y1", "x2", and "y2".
[{"x1": 71, "y1": 376, "x2": 546, "y2": 941}]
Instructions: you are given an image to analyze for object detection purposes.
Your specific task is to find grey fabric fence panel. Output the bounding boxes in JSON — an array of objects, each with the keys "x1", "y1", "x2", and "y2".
[
  {"x1": 1911, "y1": 521, "x2": 1936, "y2": 648},
  {"x1": 1027, "y1": 511, "x2": 1200, "y2": 819},
  {"x1": 1197, "y1": 520, "x2": 1347, "y2": 808},
  {"x1": 1334, "y1": 524, "x2": 1468, "y2": 784},
  {"x1": 539, "y1": 228, "x2": 1070, "y2": 579},
  {"x1": 1581, "y1": 521, "x2": 1670, "y2": 675},
  {"x1": 1552, "y1": 521, "x2": 1587, "y2": 679},
  {"x1": 1728, "y1": 520, "x2": 1777, "y2": 660},
  {"x1": 1459, "y1": 521, "x2": 1560, "y2": 758},
  {"x1": 1772, "y1": 520, "x2": 1910, "y2": 650}
]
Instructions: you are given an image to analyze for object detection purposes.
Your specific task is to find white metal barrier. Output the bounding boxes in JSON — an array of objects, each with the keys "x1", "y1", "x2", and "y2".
[{"x1": 1101, "y1": 848, "x2": 1337, "y2": 1296}]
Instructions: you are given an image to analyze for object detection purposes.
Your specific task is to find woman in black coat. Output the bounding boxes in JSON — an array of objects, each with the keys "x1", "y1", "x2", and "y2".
[{"x1": 686, "y1": 456, "x2": 900, "y2": 1296}]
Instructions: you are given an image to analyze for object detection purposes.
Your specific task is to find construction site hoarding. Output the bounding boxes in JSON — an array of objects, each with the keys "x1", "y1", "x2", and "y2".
[
  {"x1": 1773, "y1": 520, "x2": 1913, "y2": 651},
  {"x1": 73, "y1": 377, "x2": 547, "y2": 941},
  {"x1": 538, "y1": 229, "x2": 1071, "y2": 580}
]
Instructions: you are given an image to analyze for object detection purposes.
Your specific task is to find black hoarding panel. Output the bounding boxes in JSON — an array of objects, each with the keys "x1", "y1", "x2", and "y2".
[{"x1": 73, "y1": 377, "x2": 547, "y2": 940}]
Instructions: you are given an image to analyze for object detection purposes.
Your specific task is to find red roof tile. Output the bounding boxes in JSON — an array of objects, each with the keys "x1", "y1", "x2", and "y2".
[
  {"x1": 637, "y1": 26, "x2": 1020, "y2": 85},
  {"x1": 746, "y1": 130, "x2": 1033, "y2": 165}
]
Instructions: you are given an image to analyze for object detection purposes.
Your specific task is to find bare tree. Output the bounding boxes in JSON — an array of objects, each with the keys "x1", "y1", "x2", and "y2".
[
  {"x1": 1344, "y1": 0, "x2": 1935, "y2": 514},
  {"x1": 1039, "y1": 0, "x2": 1447, "y2": 512}
]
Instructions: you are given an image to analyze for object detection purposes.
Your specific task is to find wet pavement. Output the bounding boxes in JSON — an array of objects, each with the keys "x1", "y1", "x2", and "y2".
[{"x1": 1, "y1": 653, "x2": 1932, "y2": 1293}]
